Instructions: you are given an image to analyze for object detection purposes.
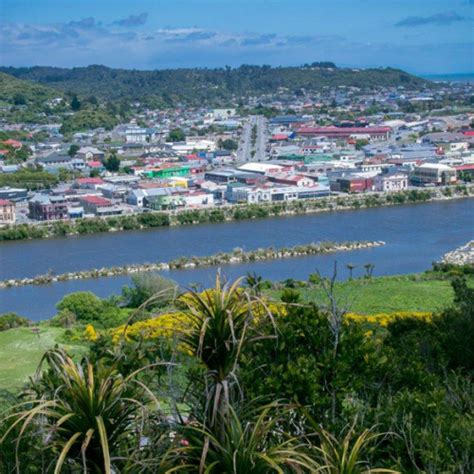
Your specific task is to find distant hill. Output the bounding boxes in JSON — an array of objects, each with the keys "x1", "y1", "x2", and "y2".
[
  {"x1": 0, "y1": 72, "x2": 61, "y2": 106},
  {"x1": 0, "y1": 64, "x2": 431, "y2": 106}
]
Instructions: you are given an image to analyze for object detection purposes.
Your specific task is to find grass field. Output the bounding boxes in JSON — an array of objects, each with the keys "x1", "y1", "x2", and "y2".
[
  {"x1": 0, "y1": 326, "x2": 84, "y2": 391},
  {"x1": 273, "y1": 274, "x2": 463, "y2": 314}
]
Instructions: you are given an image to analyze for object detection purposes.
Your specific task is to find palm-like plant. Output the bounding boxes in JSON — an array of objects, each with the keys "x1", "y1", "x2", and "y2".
[
  {"x1": 169, "y1": 403, "x2": 317, "y2": 473},
  {"x1": 1, "y1": 349, "x2": 164, "y2": 474},
  {"x1": 179, "y1": 273, "x2": 273, "y2": 431},
  {"x1": 310, "y1": 425, "x2": 399, "y2": 474}
]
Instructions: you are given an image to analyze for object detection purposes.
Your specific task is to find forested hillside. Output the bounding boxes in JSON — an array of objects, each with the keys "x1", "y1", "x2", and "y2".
[
  {"x1": 0, "y1": 64, "x2": 431, "y2": 106},
  {"x1": 0, "y1": 72, "x2": 62, "y2": 106}
]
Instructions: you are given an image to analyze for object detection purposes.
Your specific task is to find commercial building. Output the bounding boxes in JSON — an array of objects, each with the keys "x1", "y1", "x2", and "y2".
[
  {"x1": 296, "y1": 126, "x2": 391, "y2": 141},
  {"x1": 374, "y1": 173, "x2": 408, "y2": 192},
  {"x1": 410, "y1": 163, "x2": 457, "y2": 186},
  {"x1": 29, "y1": 194, "x2": 68, "y2": 221},
  {"x1": 0, "y1": 199, "x2": 15, "y2": 225}
]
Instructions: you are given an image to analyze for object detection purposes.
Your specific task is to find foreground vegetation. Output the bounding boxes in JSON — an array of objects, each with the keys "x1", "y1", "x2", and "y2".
[
  {"x1": 1, "y1": 186, "x2": 472, "y2": 242},
  {"x1": 0, "y1": 264, "x2": 472, "y2": 472}
]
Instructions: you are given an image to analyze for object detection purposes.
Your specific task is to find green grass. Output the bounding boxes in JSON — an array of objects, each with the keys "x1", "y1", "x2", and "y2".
[
  {"x1": 0, "y1": 326, "x2": 84, "y2": 391},
  {"x1": 277, "y1": 274, "x2": 463, "y2": 314}
]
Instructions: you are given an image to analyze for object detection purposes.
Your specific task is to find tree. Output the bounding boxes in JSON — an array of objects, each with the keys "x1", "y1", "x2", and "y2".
[
  {"x1": 363, "y1": 263, "x2": 375, "y2": 278},
  {"x1": 68, "y1": 144, "x2": 80, "y2": 157},
  {"x1": 121, "y1": 274, "x2": 177, "y2": 308},
  {"x1": 13, "y1": 93, "x2": 27, "y2": 106},
  {"x1": 355, "y1": 139, "x2": 369, "y2": 150},
  {"x1": 346, "y1": 263, "x2": 356, "y2": 280},
  {"x1": 56, "y1": 292, "x2": 106, "y2": 323},
  {"x1": 104, "y1": 152, "x2": 120, "y2": 172},
  {"x1": 70, "y1": 95, "x2": 81, "y2": 111},
  {"x1": 219, "y1": 138, "x2": 238, "y2": 151},
  {"x1": 167, "y1": 128, "x2": 185, "y2": 142}
]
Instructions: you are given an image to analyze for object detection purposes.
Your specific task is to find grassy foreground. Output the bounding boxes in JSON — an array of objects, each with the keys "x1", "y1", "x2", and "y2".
[
  {"x1": 0, "y1": 273, "x2": 467, "y2": 391},
  {"x1": 294, "y1": 274, "x2": 458, "y2": 314},
  {"x1": 0, "y1": 326, "x2": 84, "y2": 391}
]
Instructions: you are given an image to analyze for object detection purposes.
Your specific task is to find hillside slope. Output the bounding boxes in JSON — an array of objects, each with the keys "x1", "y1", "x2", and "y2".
[
  {"x1": 0, "y1": 64, "x2": 431, "y2": 106},
  {"x1": 0, "y1": 72, "x2": 62, "y2": 106}
]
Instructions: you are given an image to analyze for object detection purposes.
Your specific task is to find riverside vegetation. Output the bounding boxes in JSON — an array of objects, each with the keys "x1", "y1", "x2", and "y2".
[
  {"x1": 0, "y1": 240, "x2": 384, "y2": 288},
  {"x1": 0, "y1": 185, "x2": 472, "y2": 242},
  {"x1": 0, "y1": 264, "x2": 473, "y2": 473}
]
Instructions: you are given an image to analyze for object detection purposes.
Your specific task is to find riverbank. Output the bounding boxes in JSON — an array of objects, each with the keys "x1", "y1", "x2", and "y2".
[
  {"x1": 441, "y1": 240, "x2": 474, "y2": 266},
  {"x1": 0, "y1": 240, "x2": 384, "y2": 288},
  {"x1": 1, "y1": 185, "x2": 472, "y2": 242}
]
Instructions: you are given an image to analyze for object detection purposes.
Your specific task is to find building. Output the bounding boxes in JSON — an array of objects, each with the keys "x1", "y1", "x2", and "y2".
[
  {"x1": 36, "y1": 154, "x2": 86, "y2": 170},
  {"x1": 296, "y1": 126, "x2": 391, "y2": 141},
  {"x1": 79, "y1": 196, "x2": 123, "y2": 216},
  {"x1": 0, "y1": 199, "x2": 15, "y2": 225},
  {"x1": 268, "y1": 173, "x2": 314, "y2": 187},
  {"x1": 0, "y1": 187, "x2": 28, "y2": 201},
  {"x1": 125, "y1": 126, "x2": 148, "y2": 143},
  {"x1": 29, "y1": 194, "x2": 68, "y2": 221},
  {"x1": 77, "y1": 147, "x2": 105, "y2": 162},
  {"x1": 331, "y1": 176, "x2": 373, "y2": 193},
  {"x1": 226, "y1": 183, "x2": 329, "y2": 204},
  {"x1": 374, "y1": 173, "x2": 408, "y2": 192},
  {"x1": 410, "y1": 163, "x2": 457, "y2": 186},
  {"x1": 213, "y1": 109, "x2": 236, "y2": 120}
]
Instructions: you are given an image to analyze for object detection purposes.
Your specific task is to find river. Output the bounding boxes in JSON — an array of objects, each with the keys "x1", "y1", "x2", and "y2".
[{"x1": 0, "y1": 199, "x2": 472, "y2": 320}]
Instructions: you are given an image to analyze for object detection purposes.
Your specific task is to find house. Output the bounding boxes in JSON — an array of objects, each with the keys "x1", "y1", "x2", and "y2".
[
  {"x1": 0, "y1": 199, "x2": 15, "y2": 225},
  {"x1": 410, "y1": 163, "x2": 457, "y2": 186},
  {"x1": 2, "y1": 139, "x2": 22, "y2": 149},
  {"x1": 29, "y1": 194, "x2": 68, "y2": 221},
  {"x1": 374, "y1": 173, "x2": 408, "y2": 192},
  {"x1": 36, "y1": 154, "x2": 86, "y2": 170}
]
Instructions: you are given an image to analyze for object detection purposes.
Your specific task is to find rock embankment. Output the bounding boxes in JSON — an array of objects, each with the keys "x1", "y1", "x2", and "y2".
[
  {"x1": 441, "y1": 240, "x2": 474, "y2": 266},
  {"x1": 0, "y1": 240, "x2": 385, "y2": 289}
]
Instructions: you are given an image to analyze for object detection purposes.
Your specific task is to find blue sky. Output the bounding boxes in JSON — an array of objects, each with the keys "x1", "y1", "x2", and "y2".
[{"x1": 1, "y1": 0, "x2": 473, "y2": 74}]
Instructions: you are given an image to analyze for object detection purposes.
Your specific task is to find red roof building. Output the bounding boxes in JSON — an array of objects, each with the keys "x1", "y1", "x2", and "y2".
[
  {"x1": 2, "y1": 139, "x2": 22, "y2": 148},
  {"x1": 296, "y1": 126, "x2": 391, "y2": 140}
]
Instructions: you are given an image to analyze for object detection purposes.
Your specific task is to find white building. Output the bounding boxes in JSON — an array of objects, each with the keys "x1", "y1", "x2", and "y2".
[
  {"x1": 213, "y1": 109, "x2": 236, "y2": 120},
  {"x1": 374, "y1": 173, "x2": 408, "y2": 192},
  {"x1": 411, "y1": 163, "x2": 457, "y2": 186}
]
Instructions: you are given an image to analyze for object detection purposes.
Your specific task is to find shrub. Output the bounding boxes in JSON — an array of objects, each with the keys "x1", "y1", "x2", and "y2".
[{"x1": 0, "y1": 312, "x2": 31, "y2": 331}]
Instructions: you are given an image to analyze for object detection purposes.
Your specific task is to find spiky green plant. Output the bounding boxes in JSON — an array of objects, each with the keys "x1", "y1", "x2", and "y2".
[
  {"x1": 310, "y1": 425, "x2": 400, "y2": 474},
  {"x1": 179, "y1": 273, "x2": 273, "y2": 430},
  {"x1": 1, "y1": 349, "x2": 166, "y2": 474},
  {"x1": 169, "y1": 403, "x2": 317, "y2": 473}
]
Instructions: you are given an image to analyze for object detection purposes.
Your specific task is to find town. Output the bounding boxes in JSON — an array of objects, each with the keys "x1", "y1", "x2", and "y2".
[{"x1": 1, "y1": 74, "x2": 473, "y2": 228}]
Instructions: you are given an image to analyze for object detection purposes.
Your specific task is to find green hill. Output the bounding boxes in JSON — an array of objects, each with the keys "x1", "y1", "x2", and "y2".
[
  {"x1": 0, "y1": 72, "x2": 62, "y2": 106},
  {"x1": 0, "y1": 64, "x2": 432, "y2": 106}
]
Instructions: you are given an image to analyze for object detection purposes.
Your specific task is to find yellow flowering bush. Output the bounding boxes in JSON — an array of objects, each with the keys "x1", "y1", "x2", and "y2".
[
  {"x1": 345, "y1": 311, "x2": 433, "y2": 327},
  {"x1": 83, "y1": 323, "x2": 98, "y2": 341},
  {"x1": 111, "y1": 312, "x2": 191, "y2": 343},
  {"x1": 110, "y1": 295, "x2": 287, "y2": 344}
]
